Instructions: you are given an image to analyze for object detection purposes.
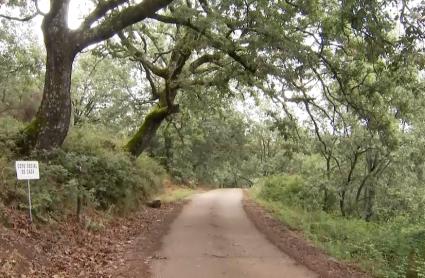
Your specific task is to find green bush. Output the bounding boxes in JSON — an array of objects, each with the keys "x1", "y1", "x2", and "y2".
[
  {"x1": 0, "y1": 123, "x2": 167, "y2": 220},
  {"x1": 256, "y1": 175, "x2": 322, "y2": 210},
  {"x1": 63, "y1": 124, "x2": 124, "y2": 155},
  {"x1": 257, "y1": 175, "x2": 303, "y2": 203},
  {"x1": 32, "y1": 151, "x2": 165, "y2": 215},
  {"x1": 252, "y1": 179, "x2": 425, "y2": 278},
  {"x1": 0, "y1": 117, "x2": 24, "y2": 158}
]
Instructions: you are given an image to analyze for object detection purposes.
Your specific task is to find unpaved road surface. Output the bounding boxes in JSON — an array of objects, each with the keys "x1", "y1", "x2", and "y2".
[{"x1": 152, "y1": 189, "x2": 317, "y2": 278}]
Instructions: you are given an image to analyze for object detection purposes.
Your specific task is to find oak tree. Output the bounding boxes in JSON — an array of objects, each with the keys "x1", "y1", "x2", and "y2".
[{"x1": 2, "y1": 0, "x2": 175, "y2": 152}]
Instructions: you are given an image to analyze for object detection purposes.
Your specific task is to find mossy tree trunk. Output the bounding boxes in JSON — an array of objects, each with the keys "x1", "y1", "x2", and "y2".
[
  {"x1": 126, "y1": 80, "x2": 180, "y2": 157},
  {"x1": 119, "y1": 22, "x2": 252, "y2": 157},
  {"x1": 126, "y1": 106, "x2": 170, "y2": 157},
  {"x1": 122, "y1": 31, "x2": 195, "y2": 157}
]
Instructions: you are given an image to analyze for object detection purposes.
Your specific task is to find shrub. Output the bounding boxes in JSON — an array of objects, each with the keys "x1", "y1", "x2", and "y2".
[
  {"x1": 0, "y1": 117, "x2": 24, "y2": 158},
  {"x1": 256, "y1": 175, "x2": 322, "y2": 209},
  {"x1": 257, "y1": 175, "x2": 303, "y2": 202},
  {"x1": 63, "y1": 124, "x2": 124, "y2": 155},
  {"x1": 252, "y1": 179, "x2": 425, "y2": 277},
  {"x1": 0, "y1": 123, "x2": 167, "y2": 220}
]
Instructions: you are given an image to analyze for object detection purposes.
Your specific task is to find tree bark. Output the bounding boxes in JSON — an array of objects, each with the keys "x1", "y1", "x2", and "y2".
[
  {"x1": 20, "y1": 1, "x2": 77, "y2": 152},
  {"x1": 125, "y1": 106, "x2": 170, "y2": 157},
  {"x1": 32, "y1": 47, "x2": 76, "y2": 150},
  {"x1": 339, "y1": 190, "x2": 346, "y2": 217},
  {"x1": 364, "y1": 184, "x2": 375, "y2": 222}
]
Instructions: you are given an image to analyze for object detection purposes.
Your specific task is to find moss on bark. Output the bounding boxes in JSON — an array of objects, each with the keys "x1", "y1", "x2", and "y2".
[
  {"x1": 125, "y1": 106, "x2": 169, "y2": 157},
  {"x1": 17, "y1": 116, "x2": 44, "y2": 155}
]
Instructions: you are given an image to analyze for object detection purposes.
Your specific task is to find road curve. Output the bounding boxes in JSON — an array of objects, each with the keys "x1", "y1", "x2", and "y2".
[{"x1": 152, "y1": 189, "x2": 317, "y2": 278}]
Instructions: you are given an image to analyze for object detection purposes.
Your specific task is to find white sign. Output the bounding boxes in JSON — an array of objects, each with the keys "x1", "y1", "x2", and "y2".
[{"x1": 15, "y1": 161, "x2": 40, "y2": 180}]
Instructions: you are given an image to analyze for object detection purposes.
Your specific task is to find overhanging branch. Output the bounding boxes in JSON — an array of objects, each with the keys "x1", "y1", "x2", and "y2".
[
  {"x1": 148, "y1": 13, "x2": 257, "y2": 73},
  {"x1": 0, "y1": 12, "x2": 37, "y2": 21},
  {"x1": 78, "y1": 0, "x2": 175, "y2": 50},
  {"x1": 118, "y1": 32, "x2": 168, "y2": 78}
]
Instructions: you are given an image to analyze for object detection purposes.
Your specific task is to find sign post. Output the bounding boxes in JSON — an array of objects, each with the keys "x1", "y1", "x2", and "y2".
[{"x1": 15, "y1": 161, "x2": 40, "y2": 223}]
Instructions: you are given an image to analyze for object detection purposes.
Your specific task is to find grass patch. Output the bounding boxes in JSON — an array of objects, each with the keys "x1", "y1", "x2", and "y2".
[
  {"x1": 250, "y1": 179, "x2": 425, "y2": 278},
  {"x1": 158, "y1": 187, "x2": 197, "y2": 203}
]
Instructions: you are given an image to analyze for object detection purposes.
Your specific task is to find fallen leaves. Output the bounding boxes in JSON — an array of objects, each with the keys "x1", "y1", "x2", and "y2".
[{"x1": 0, "y1": 202, "x2": 184, "y2": 277}]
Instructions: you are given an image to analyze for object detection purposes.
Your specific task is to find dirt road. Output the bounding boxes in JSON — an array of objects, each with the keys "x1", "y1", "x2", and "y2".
[{"x1": 152, "y1": 189, "x2": 317, "y2": 278}]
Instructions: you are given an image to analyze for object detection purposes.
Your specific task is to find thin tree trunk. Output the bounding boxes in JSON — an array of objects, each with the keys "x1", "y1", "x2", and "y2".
[
  {"x1": 163, "y1": 123, "x2": 173, "y2": 170},
  {"x1": 339, "y1": 190, "x2": 346, "y2": 217},
  {"x1": 364, "y1": 184, "x2": 375, "y2": 221},
  {"x1": 323, "y1": 156, "x2": 332, "y2": 212}
]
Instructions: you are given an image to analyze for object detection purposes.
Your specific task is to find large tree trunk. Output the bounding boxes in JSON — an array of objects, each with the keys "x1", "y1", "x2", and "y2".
[
  {"x1": 31, "y1": 48, "x2": 75, "y2": 150},
  {"x1": 20, "y1": 1, "x2": 77, "y2": 152}
]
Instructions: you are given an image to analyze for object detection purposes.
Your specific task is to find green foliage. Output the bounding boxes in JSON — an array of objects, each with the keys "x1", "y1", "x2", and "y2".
[
  {"x1": 63, "y1": 124, "x2": 124, "y2": 154},
  {"x1": 71, "y1": 53, "x2": 142, "y2": 130},
  {"x1": 152, "y1": 93, "x2": 259, "y2": 187},
  {"x1": 158, "y1": 188, "x2": 196, "y2": 203},
  {"x1": 257, "y1": 175, "x2": 304, "y2": 205},
  {"x1": 0, "y1": 116, "x2": 24, "y2": 157},
  {"x1": 253, "y1": 153, "x2": 330, "y2": 210},
  {"x1": 252, "y1": 180, "x2": 425, "y2": 277},
  {"x1": 0, "y1": 1, "x2": 424, "y2": 276},
  {"x1": 0, "y1": 122, "x2": 166, "y2": 220},
  {"x1": 0, "y1": 20, "x2": 44, "y2": 122}
]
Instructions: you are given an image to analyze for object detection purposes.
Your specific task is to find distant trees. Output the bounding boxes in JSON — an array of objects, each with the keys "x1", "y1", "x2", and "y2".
[
  {"x1": 70, "y1": 54, "x2": 139, "y2": 128},
  {"x1": 0, "y1": 19, "x2": 44, "y2": 121}
]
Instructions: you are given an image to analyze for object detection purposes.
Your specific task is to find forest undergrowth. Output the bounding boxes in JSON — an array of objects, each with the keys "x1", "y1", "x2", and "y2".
[{"x1": 251, "y1": 176, "x2": 425, "y2": 278}]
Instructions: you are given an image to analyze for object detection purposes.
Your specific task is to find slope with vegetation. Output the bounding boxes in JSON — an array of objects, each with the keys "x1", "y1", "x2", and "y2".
[{"x1": 0, "y1": 0, "x2": 424, "y2": 277}]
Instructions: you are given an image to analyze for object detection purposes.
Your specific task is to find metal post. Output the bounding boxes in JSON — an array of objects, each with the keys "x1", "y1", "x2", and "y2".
[{"x1": 27, "y1": 179, "x2": 32, "y2": 223}]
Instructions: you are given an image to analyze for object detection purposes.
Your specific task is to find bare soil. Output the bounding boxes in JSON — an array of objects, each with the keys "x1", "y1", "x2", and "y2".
[
  {"x1": 242, "y1": 191, "x2": 369, "y2": 278},
  {"x1": 0, "y1": 200, "x2": 185, "y2": 278}
]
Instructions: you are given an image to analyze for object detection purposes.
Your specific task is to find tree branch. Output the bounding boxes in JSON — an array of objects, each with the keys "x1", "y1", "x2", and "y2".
[
  {"x1": 139, "y1": 63, "x2": 159, "y2": 99},
  {"x1": 81, "y1": 0, "x2": 128, "y2": 29},
  {"x1": 78, "y1": 0, "x2": 174, "y2": 50},
  {"x1": 33, "y1": 0, "x2": 46, "y2": 16},
  {"x1": 148, "y1": 13, "x2": 257, "y2": 73},
  {"x1": 118, "y1": 32, "x2": 168, "y2": 78},
  {"x1": 0, "y1": 13, "x2": 37, "y2": 21}
]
